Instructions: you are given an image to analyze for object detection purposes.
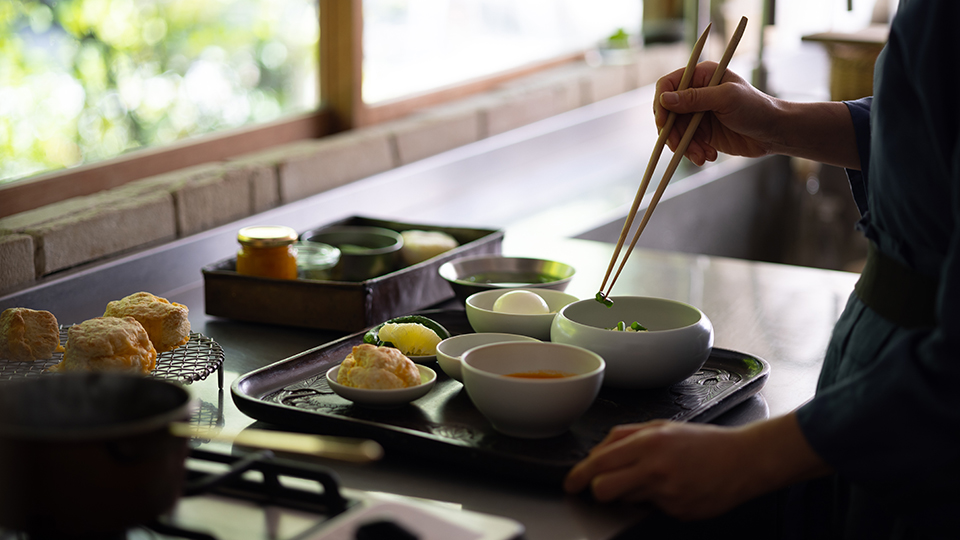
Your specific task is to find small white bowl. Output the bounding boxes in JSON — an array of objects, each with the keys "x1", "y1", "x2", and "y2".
[
  {"x1": 325, "y1": 364, "x2": 436, "y2": 408},
  {"x1": 436, "y1": 333, "x2": 541, "y2": 382},
  {"x1": 551, "y1": 296, "x2": 714, "y2": 389},
  {"x1": 465, "y1": 288, "x2": 579, "y2": 340},
  {"x1": 461, "y1": 342, "x2": 604, "y2": 439}
]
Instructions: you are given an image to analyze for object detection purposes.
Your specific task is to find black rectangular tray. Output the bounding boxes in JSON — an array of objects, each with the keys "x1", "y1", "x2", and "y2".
[{"x1": 232, "y1": 309, "x2": 769, "y2": 487}]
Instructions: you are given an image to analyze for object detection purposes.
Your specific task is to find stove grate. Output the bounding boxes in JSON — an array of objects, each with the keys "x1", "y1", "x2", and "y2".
[{"x1": 135, "y1": 448, "x2": 357, "y2": 540}]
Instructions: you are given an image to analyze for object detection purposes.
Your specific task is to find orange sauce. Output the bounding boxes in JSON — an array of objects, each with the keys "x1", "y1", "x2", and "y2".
[
  {"x1": 236, "y1": 226, "x2": 299, "y2": 280},
  {"x1": 506, "y1": 370, "x2": 573, "y2": 379},
  {"x1": 237, "y1": 245, "x2": 298, "y2": 279}
]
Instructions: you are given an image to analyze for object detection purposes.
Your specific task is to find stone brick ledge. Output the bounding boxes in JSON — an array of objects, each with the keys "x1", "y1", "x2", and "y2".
[
  {"x1": 0, "y1": 234, "x2": 34, "y2": 294},
  {"x1": 0, "y1": 44, "x2": 687, "y2": 292}
]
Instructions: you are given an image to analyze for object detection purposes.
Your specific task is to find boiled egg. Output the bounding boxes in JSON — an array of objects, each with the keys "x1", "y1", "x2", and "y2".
[{"x1": 492, "y1": 290, "x2": 550, "y2": 314}]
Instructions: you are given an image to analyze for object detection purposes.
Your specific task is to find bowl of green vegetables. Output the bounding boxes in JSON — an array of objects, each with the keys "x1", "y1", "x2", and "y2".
[{"x1": 550, "y1": 296, "x2": 713, "y2": 389}]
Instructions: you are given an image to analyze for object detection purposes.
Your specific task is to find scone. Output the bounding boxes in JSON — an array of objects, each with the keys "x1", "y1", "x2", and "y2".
[
  {"x1": 103, "y1": 292, "x2": 190, "y2": 353},
  {"x1": 50, "y1": 317, "x2": 157, "y2": 374},
  {"x1": 0, "y1": 307, "x2": 62, "y2": 362},
  {"x1": 337, "y1": 344, "x2": 420, "y2": 389}
]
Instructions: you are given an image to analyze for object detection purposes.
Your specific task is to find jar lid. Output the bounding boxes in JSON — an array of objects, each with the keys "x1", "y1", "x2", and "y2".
[{"x1": 237, "y1": 225, "x2": 298, "y2": 247}]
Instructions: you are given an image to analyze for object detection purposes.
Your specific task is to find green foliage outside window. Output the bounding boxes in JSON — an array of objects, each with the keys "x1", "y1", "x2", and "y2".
[{"x1": 0, "y1": 0, "x2": 319, "y2": 185}]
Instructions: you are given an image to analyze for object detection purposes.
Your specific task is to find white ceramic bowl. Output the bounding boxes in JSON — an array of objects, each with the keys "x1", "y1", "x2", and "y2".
[
  {"x1": 435, "y1": 333, "x2": 541, "y2": 382},
  {"x1": 461, "y1": 342, "x2": 604, "y2": 439},
  {"x1": 465, "y1": 288, "x2": 579, "y2": 340},
  {"x1": 325, "y1": 364, "x2": 436, "y2": 408},
  {"x1": 550, "y1": 296, "x2": 714, "y2": 389}
]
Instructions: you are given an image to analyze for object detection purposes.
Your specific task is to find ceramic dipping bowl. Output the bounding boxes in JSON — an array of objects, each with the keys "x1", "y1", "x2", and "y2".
[
  {"x1": 439, "y1": 256, "x2": 575, "y2": 305},
  {"x1": 461, "y1": 342, "x2": 604, "y2": 439},
  {"x1": 550, "y1": 296, "x2": 714, "y2": 389},
  {"x1": 436, "y1": 332, "x2": 541, "y2": 382},
  {"x1": 300, "y1": 226, "x2": 403, "y2": 281}
]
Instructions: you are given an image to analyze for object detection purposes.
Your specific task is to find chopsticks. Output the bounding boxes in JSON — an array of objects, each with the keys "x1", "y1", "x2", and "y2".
[{"x1": 598, "y1": 16, "x2": 748, "y2": 303}]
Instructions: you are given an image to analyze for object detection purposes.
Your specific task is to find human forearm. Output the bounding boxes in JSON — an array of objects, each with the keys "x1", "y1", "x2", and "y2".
[
  {"x1": 656, "y1": 64, "x2": 862, "y2": 170},
  {"x1": 736, "y1": 413, "x2": 834, "y2": 498},
  {"x1": 766, "y1": 100, "x2": 861, "y2": 170}
]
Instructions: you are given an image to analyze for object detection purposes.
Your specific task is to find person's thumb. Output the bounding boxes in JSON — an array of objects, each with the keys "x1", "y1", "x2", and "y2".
[{"x1": 659, "y1": 86, "x2": 723, "y2": 114}]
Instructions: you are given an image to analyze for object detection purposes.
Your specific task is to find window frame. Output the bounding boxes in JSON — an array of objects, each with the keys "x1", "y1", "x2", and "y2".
[{"x1": 0, "y1": 0, "x2": 586, "y2": 218}]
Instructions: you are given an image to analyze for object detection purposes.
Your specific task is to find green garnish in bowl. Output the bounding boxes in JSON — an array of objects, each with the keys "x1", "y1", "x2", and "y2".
[{"x1": 611, "y1": 321, "x2": 648, "y2": 332}]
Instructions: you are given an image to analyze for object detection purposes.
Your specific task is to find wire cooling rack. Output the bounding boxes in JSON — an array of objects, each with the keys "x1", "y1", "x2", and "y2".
[{"x1": 0, "y1": 328, "x2": 224, "y2": 387}]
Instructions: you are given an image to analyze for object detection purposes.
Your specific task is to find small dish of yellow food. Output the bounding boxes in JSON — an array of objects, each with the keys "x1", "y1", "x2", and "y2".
[
  {"x1": 326, "y1": 344, "x2": 436, "y2": 408},
  {"x1": 338, "y1": 343, "x2": 420, "y2": 389},
  {"x1": 362, "y1": 315, "x2": 450, "y2": 363},
  {"x1": 49, "y1": 316, "x2": 157, "y2": 374}
]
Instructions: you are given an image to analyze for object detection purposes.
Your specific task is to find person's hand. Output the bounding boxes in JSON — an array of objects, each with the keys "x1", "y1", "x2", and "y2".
[
  {"x1": 655, "y1": 62, "x2": 783, "y2": 166},
  {"x1": 563, "y1": 420, "x2": 757, "y2": 519},
  {"x1": 563, "y1": 415, "x2": 832, "y2": 520}
]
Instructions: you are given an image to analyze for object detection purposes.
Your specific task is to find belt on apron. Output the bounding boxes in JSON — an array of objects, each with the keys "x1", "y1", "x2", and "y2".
[{"x1": 853, "y1": 241, "x2": 939, "y2": 329}]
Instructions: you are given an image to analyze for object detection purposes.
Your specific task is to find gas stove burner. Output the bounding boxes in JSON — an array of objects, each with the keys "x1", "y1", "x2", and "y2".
[
  {"x1": 1, "y1": 449, "x2": 524, "y2": 540},
  {"x1": 180, "y1": 449, "x2": 352, "y2": 516}
]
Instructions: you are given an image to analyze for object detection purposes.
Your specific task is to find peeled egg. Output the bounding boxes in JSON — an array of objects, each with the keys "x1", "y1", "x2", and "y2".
[{"x1": 492, "y1": 290, "x2": 550, "y2": 315}]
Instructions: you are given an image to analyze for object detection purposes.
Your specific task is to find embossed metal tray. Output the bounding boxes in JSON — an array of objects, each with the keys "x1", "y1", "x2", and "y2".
[{"x1": 232, "y1": 310, "x2": 769, "y2": 486}]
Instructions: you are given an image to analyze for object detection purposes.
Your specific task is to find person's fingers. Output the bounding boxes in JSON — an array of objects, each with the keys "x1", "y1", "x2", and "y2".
[
  {"x1": 654, "y1": 66, "x2": 685, "y2": 129},
  {"x1": 703, "y1": 144, "x2": 718, "y2": 163},
  {"x1": 588, "y1": 457, "x2": 658, "y2": 502},
  {"x1": 563, "y1": 435, "x2": 648, "y2": 494},
  {"x1": 663, "y1": 121, "x2": 714, "y2": 166},
  {"x1": 659, "y1": 84, "x2": 729, "y2": 116},
  {"x1": 590, "y1": 423, "x2": 651, "y2": 452}
]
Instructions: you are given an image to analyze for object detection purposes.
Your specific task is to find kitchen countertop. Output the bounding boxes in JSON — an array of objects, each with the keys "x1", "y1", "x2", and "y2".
[{"x1": 0, "y1": 83, "x2": 859, "y2": 539}]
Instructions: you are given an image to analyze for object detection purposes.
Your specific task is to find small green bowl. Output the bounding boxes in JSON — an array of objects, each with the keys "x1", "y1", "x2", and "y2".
[
  {"x1": 439, "y1": 256, "x2": 575, "y2": 305},
  {"x1": 300, "y1": 226, "x2": 403, "y2": 281}
]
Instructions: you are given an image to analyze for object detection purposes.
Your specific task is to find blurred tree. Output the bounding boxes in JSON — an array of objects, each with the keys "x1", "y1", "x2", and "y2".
[{"x1": 0, "y1": 0, "x2": 318, "y2": 185}]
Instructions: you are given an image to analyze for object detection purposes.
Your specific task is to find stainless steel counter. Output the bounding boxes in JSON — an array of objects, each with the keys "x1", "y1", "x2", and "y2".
[{"x1": 0, "y1": 85, "x2": 859, "y2": 539}]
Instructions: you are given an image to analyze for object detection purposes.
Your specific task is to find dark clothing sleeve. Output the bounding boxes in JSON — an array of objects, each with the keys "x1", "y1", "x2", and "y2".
[
  {"x1": 844, "y1": 97, "x2": 873, "y2": 217},
  {"x1": 794, "y1": 0, "x2": 960, "y2": 535}
]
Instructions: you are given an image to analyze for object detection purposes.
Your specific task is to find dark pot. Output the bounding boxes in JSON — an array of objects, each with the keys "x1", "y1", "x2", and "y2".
[{"x1": 0, "y1": 373, "x2": 190, "y2": 536}]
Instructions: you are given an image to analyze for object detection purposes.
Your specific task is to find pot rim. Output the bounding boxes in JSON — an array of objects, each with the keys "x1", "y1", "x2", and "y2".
[{"x1": 0, "y1": 374, "x2": 192, "y2": 441}]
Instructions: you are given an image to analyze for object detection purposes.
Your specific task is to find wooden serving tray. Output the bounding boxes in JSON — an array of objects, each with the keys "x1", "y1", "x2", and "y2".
[
  {"x1": 232, "y1": 310, "x2": 769, "y2": 487},
  {"x1": 202, "y1": 217, "x2": 502, "y2": 332}
]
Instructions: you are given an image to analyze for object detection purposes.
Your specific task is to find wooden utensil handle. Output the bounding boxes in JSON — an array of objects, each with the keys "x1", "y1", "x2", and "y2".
[
  {"x1": 170, "y1": 423, "x2": 385, "y2": 463},
  {"x1": 598, "y1": 22, "x2": 713, "y2": 296},
  {"x1": 603, "y1": 16, "x2": 749, "y2": 297}
]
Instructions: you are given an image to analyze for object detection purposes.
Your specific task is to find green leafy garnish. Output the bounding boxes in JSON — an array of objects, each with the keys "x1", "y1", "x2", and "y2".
[
  {"x1": 595, "y1": 292, "x2": 614, "y2": 307},
  {"x1": 609, "y1": 321, "x2": 648, "y2": 332}
]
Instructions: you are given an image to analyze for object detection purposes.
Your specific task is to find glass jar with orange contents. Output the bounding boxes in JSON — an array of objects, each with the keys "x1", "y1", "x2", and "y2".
[{"x1": 236, "y1": 225, "x2": 299, "y2": 280}]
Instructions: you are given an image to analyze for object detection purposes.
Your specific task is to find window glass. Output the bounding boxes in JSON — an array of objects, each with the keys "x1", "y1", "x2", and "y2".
[
  {"x1": 0, "y1": 0, "x2": 319, "y2": 185},
  {"x1": 362, "y1": 0, "x2": 642, "y2": 104}
]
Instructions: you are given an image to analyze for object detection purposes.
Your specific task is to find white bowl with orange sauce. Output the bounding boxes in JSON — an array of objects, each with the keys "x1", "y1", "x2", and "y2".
[{"x1": 461, "y1": 342, "x2": 604, "y2": 438}]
